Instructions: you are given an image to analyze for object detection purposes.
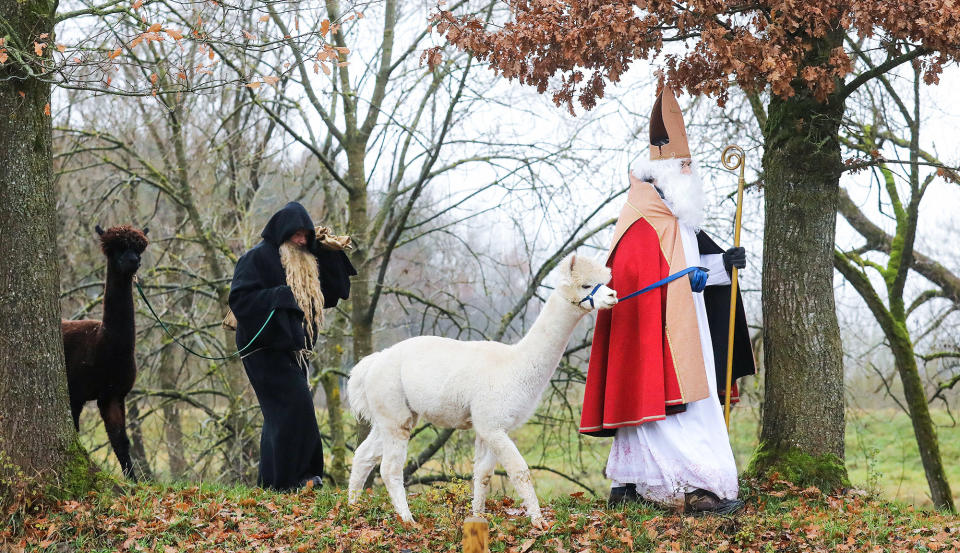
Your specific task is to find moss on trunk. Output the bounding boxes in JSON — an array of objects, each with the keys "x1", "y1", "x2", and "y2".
[
  {"x1": 890, "y1": 330, "x2": 955, "y2": 510},
  {"x1": 52, "y1": 441, "x2": 111, "y2": 499},
  {"x1": 747, "y1": 446, "x2": 848, "y2": 491}
]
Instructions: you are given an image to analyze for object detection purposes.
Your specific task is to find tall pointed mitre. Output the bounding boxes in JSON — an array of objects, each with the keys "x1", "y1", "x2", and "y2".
[{"x1": 648, "y1": 86, "x2": 691, "y2": 161}]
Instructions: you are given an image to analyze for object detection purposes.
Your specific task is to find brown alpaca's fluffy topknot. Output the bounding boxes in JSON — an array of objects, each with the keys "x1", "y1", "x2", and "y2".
[{"x1": 99, "y1": 225, "x2": 149, "y2": 256}]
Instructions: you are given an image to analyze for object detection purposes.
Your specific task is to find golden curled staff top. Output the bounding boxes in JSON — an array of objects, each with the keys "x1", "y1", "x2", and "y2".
[{"x1": 721, "y1": 144, "x2": 746, "y2": 183}]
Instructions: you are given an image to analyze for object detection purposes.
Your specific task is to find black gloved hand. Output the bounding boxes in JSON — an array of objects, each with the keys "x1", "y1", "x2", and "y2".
[
  {"x1": 722, "y1": 247, "x2": 746, "y2": 272},
  {"x1": 308, "y1": 236, "x2": 323, "y2": 256}
]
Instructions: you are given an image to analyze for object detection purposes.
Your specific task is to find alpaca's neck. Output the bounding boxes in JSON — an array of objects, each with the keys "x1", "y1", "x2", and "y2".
[
  {"x1": 515, "y1": 292, "x2": 586, "y2": 379},
  {"x1": 102, "y1": 267, "x2": 135, "y2": 345}
]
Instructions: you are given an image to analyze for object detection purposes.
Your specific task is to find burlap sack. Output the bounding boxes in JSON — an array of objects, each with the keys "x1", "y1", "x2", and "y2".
[{"x1": 222, "y1": 309, "x2": 238, "y2": 331}]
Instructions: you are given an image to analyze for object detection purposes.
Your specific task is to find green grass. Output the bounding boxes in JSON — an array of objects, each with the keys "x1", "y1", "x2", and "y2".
[
  {"x1": 845, "y1": 408, "x2": 960, "y2": 507},
  {"x1": 725, "y1": 407, "x2": 960, "y2": 507},
  {"x1": 474, "y1": 406, "x2": 960, "y2": 509},
  {"x1": 3, "y1": 479, "x2": 958, "y2": 552},
  {"x1": 78, "y1": 405, "x2": 960, "y2": 508}
]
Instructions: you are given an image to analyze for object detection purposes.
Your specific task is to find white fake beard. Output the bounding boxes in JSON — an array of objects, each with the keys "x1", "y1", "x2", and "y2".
[
  {"x1": 279, "y1": 241, "x2": 325, "y2": 352},
  {"x1": 630, "y1": 158, "x2": 705, "y2": 229}
]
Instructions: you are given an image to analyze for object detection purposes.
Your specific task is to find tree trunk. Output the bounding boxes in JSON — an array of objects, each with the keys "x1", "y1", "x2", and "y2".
[
  {"x1": 752, "y1": 50, "x2": 849, "y2": 489},
  {"x1": 0, "y1": 0, "x2": 98, "y2": 501},
  {"x1": 891, "y1": 329, "x2": 955, "y2": 510},
  {"x1": 836, "y1": 250, "x2": 956, "y2": 510},
  {"x1": 126, "y1": 399, "x2": 154, "y2": 480},
  {"x1": 321, "y1": 371, "x2": 347, "y2": 486},
  {"x1": 347, "y1": 183, "x2": 371, "y2": 360},
  {"x1": 220, "y1": 325, "x2": 259, "y2": 484},
  {"x1": 157, "y1": 349, "x2": 187, "y2": 479},
  {"x1": 345, "y1": 146, "x2": 374, "y2": 452}
]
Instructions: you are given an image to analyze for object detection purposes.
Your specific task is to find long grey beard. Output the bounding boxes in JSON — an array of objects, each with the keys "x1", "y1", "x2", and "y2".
[
  {"x1": 631, "y1": 158, "x2": 705, "y2": 229},
  {"x1": 279, "y1": 241, "x2": 325, "y2": 354}
]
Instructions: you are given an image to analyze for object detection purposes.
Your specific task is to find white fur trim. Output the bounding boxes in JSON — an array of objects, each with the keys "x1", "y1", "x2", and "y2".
[{"x1": 629, "y1": 158, "x2": 705, "y2": 229}]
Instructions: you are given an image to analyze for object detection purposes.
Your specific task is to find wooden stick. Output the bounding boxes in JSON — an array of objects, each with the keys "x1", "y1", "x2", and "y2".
[
  {"x1": 721, "y1": 145, "x2": 747, "y2": 429},
  {"x1": 462, "y1": 516, "x2": 490, "y2": 553}
]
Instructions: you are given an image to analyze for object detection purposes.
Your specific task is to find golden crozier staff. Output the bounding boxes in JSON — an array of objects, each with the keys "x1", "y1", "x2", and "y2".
[{"x1": 721, "y1": 144, "x2": 746, "y2": 429}]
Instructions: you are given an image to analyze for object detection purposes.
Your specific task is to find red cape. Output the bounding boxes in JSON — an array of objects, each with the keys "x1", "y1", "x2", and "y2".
[{"x1": 579, "y1": 219, "x2": 686, "y2": 436}]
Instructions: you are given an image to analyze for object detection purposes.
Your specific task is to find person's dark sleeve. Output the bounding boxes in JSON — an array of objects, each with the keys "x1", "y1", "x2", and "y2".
[
  {"x1": 229, "y1": 250, "x2": 305, "y2": 351},
  {"x1": 228, "y1": 252, "x2": 300, "y2": 319},
  {"x1": 313, "y1": 249, "x2": 357, "y2": 308}
]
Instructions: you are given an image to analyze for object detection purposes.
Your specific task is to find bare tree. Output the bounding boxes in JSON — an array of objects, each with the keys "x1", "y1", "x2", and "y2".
[{"x1": 833, "y1": 57, "x2": 958, "y2": 510}]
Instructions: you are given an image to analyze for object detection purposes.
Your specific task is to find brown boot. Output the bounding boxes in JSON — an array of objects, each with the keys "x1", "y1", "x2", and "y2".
[{"x1": 684, "y1": 489, "x2": 744, "y2": 516}]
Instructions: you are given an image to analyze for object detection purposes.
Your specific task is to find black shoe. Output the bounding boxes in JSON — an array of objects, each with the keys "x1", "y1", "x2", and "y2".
[
  {"x1": 684, "y1": 489, "x2": 744, "y2": 516},
  {"x1": 298, "y1": 476, "x2": 323, "y2": 491},
  {"x1": 608, "y1": 483, "x2": 639, "y2": 507}
]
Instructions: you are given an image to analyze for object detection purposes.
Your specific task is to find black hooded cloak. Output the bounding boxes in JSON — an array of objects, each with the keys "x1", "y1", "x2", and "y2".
[
  {"x1": 697, "y1": 230, "x2": 756, "y2": 404},
  {"x1": 228, "y1": 201, "x2": 356, "y2": 490}
]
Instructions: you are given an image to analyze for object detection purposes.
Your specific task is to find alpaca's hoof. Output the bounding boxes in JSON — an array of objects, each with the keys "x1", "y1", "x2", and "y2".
[{"x1": 530, "y1": 515, "x2": 546, "y2": 530}]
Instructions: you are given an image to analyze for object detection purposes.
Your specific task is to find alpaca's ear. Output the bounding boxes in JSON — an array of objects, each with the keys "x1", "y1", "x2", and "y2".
[
  {"x1": 142, "y1": 227, "x2": 149, "y2": 236},
  {"x1": 95, "y1": 225, "x2": 105, "y2": 236},
  {"x1": 568, "y1": 253, "x2": 577, "y2": 272}
]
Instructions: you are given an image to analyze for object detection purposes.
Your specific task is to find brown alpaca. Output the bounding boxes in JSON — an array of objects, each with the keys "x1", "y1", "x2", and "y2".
[{"x1": 62, "y1": 225, "x2": 149, "y2": 479}]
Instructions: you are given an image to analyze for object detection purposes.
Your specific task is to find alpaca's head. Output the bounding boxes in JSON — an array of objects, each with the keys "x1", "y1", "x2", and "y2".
[
  {"x1": 96, "y1": 225, "x2": 149, "y2": 275},
  {"x1": 557, "y1": 254, "x2": 617, "y2": 311}
]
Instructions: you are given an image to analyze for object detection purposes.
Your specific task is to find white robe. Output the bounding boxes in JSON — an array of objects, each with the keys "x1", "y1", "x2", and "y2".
[{"x1": 604, "y1": 219, "x2": 739, "y2": 506}]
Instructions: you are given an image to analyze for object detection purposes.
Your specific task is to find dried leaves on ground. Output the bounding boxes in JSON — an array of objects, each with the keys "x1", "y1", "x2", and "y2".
[{"x1": 2, "y1": 479, "x2": 958, "y2": 552}]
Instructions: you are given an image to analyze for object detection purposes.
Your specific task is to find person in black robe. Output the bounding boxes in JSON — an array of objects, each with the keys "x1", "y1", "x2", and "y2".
[{"x1": 229, "y1": 201, "x2": 356, "y2": 490}]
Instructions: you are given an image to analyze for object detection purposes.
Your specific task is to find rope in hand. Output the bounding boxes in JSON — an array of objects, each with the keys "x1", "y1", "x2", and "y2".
[
  {"x1": 618, "y1": 266, "x2": 709, "y2": 301},
  {"x1": 579, "y1": 266, "x2": 709, "y2": 308},
  {"x1": 134, "y1": 277, "x2": 275, "y2": 361}
]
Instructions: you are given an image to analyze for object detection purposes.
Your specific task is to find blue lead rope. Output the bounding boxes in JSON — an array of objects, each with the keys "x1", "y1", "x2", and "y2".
[
  {"x1": 618, "y1": 266, "x2": 709, "y2": 302},
  {"x1": 580, "y1": 266, "x2": 709, "y2": 308}
]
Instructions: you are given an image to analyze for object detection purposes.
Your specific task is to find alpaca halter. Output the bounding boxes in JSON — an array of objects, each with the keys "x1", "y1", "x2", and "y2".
[
  {"x1": 577, "y1": 283, "x2": 607, "y2": 309},
  {"x1": 579, "y1": 266, "x2": 709, "y2": 308}
]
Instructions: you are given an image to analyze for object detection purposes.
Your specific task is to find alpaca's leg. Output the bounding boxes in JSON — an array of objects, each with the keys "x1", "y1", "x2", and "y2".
[
  {"x1": 98, "y1": 397, "x2": 135, "y2": 480},
  {"x1": 348, "y1": 427, "x2": 383, "y2": 504},
  {"x1": 70, "y1": 399, "x2": 84, "y2": 431},
  {"x1": 479, "y1": 430, "x2": 543, "y2": 528},
  {"x1": 379, "y1": 428, "x2": 413, "y2": 523},
  {"x1": 471, "y1": 436, "x2": 497, "y2": 515}
]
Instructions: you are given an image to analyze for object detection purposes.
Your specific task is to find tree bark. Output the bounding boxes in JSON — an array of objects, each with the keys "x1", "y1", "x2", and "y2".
[
  {"x1": 752, "y1": 35, "x2": 849, "y2": 488},
  {"x1": 125, "y1": 399, "x2": 154, "y2": 480},
  {"x1": 0, "y1": 0, "x2": 98, "y2": 500},
  {"x1": 158, "y1": 348, "x2": 187, "y2": 479},
  {"x1": 320, "y1": 371, "x2": 347, "y2": 486},
  {"x1": 889, "y1": 331, "x2": 955, "y2": 510}
]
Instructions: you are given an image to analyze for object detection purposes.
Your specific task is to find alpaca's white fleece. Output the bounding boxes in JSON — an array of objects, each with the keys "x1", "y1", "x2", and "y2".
[
  {"x1": 630, "y1": 158, "x2": 705, "y2": 229},
  {"x1": 346, "y1": 254, "x2": 618, "y2": 526},
  {"x1": 346, "y1": 351, "x2": 377, "y2": 423}
]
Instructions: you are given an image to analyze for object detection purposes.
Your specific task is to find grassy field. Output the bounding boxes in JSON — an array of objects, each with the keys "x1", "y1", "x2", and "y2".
[
  {"x1": 843, "y1": 408, "x2": 960, "y2": 507},
  {"x1": 80, "y1": 405, "x2": 960, "y2": 508},
  {"x1": 422, "y1": 407, "x2": 960, "y2": 508}
]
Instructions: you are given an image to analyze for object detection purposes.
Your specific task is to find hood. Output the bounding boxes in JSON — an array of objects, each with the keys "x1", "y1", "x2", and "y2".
[{"x1": 261, "y1": 201, "x2": 315, "y2": 246}]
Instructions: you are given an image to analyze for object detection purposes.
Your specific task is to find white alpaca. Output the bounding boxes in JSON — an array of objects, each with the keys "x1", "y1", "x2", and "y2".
[{"x1": 347, "y1": 254, "x2": 617, "y2": 527}]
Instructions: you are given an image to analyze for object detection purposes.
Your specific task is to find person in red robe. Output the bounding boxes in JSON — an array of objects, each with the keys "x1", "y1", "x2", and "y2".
[{"x1": 580, "y1": 87, "x2": 755, "y2": 514}]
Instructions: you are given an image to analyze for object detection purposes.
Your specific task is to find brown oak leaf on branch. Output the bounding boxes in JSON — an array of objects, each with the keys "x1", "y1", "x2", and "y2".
[{"x1": 431, "y1": 1, "x2": 960, "y2": 112}]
